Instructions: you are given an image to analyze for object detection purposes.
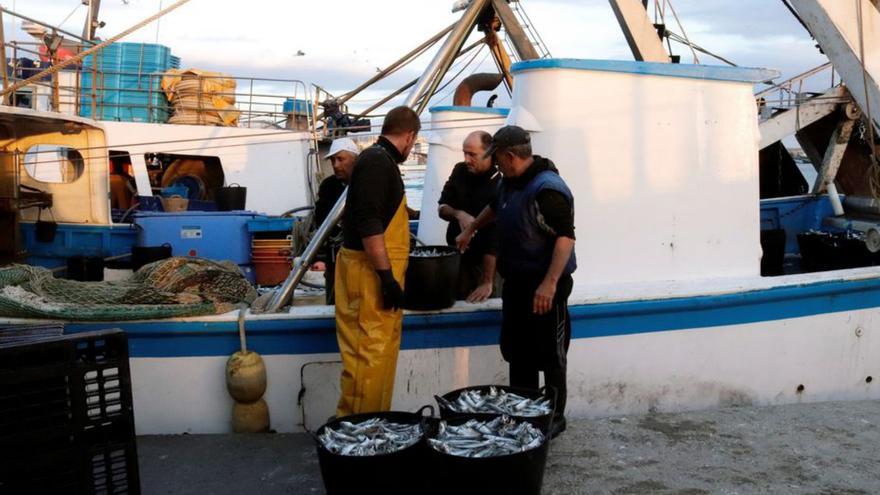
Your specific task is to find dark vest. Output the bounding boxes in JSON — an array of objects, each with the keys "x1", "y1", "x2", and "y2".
[{"x1": 496, "y1": 170, "x2": 577, "y2": 281}]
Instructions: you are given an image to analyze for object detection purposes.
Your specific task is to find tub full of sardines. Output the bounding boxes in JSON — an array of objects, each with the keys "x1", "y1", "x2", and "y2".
[
  {"x1": 426, "y1": 414, "x2": 551, "y2": 495},
  {"x1": 436, "y1": 385, "x2": 556, "y2": 430},
  {"x1": 404, "y1": 245, "x2": 461, "y2": 310},
  {"x1": 314, "y1": 406, "x2": 433, "y2": 495}
]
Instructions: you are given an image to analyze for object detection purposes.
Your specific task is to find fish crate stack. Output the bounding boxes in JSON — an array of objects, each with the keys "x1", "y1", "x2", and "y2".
[
  {"x1": 79, "y1": 42, "x2": 179, "y2": 123},
  {"x1": 0, "y1": 329, "x2": 140, "y2": 494}
]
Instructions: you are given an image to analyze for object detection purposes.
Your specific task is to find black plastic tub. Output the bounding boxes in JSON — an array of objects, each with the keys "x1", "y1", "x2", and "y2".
[
  {"x1": 66, "y1": 256, "x2": 104, "y2": 281},
  {"x1": 797, "y1": 231, "x2": 878, "y2": 272},
  {"x1": 404, "y1": 245, "x2": 461, "y2": 310},
  {"x1": 425, "y1": 414, "x2": 551, "y2": 495},
  {"x1": 131, "y1": 244, "x2": 172, "y2": 271},
  {"x1": 216, "y1": 184, "x2": 247, "y2": 211},
  {"x1": 436, "y1": 384, "x2": 556, "y2": 431},
  {"x1": 314, "y1": 406, "x2": 433, "y2": 495}
]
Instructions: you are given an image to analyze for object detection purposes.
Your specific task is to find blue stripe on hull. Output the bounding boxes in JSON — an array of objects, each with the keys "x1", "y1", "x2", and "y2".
[{"x1": 65, "y1": 276, "x2": 880, "y2": 358}]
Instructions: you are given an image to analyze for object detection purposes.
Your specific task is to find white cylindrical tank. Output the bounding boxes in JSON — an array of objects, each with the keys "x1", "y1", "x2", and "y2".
[
  {"x1": 417, "y1": 106, "x2": 508, "y2": 245},
  {"x1": 507, "y1": 59, "x2": 779, "y2": 288}
]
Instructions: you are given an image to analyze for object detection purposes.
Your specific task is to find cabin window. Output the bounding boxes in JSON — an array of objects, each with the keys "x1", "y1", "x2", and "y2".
[
  {"x1": 22, "y1": 144, "x2": 84, "y2": 184},
  {"x1": 144, "y1": 153, "x2": 225, "y2": 200},
  {"x1": 109, "y1": 150, "x2": 137, "y2": 211}
]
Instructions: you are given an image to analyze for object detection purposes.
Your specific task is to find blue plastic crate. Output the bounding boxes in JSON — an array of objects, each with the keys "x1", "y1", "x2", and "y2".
[
  {"x1": 133, "y1": 211, "x2": 264, "y2": 264},
  {"x1": 20, "y1": 223, "x2": 138, "y2": 270}
]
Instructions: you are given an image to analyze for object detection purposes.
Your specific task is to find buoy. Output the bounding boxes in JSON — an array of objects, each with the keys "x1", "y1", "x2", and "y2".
[
  {"x1": 227, "y1": 305, "x2": 270, "y2": 432},
  {"x1": 232, "y1": 398, "x2": 270, "y2": 433},
  {"x1": 226, "y1": 350, "x2": 267, "y2": 403}
]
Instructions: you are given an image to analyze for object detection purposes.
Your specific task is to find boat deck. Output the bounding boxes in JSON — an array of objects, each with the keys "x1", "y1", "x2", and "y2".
[{"x1": 138, "y1": 399, "x2": 880, "y2": 494}]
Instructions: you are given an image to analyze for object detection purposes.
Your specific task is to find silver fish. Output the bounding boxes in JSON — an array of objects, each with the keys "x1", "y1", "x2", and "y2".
[
  {"x1": 410, "y1": 248, "x2": 455, "y2": 258},
  {"x1": 439, "y1": 387, "x2": 553, "y2": 417},
  {"x1": 429, "y1": 416, "x2": 545, "y2": 458},
  {"x1": 319, "y1": 418, "x2": 423, "y2": 456}
]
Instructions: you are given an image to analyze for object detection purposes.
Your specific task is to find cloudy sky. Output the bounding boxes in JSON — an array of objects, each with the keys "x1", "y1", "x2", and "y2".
[{"x1": 10, "y1": 0, "x2": 829, "y2": 113}]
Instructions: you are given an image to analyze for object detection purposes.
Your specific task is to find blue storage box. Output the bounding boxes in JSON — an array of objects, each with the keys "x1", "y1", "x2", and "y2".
[
  {"x1": 246, "y1": 217, "x2": 296, "y2": 233},
  {"x1": 20, "y1": 223, "x2": 137, "y2": 270},
  {"x1": 133, "y1": 211, "x2": 263, "y2": 264}
]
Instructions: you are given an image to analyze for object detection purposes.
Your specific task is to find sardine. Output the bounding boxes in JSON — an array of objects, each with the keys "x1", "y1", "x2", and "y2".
[
  {"x1": 442, "y1": 388, "x2": 553, "y2": 417},
  {"x1": 429, "y1": 416, "x2": 545, "y2": 458},
  {"x1": 319, "y1": 418, "x2": 423, "y2": 456}
]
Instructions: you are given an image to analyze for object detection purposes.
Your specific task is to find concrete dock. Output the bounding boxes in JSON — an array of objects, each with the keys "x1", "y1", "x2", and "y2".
[{"x1": 138, "y1": 399, "x2": 880, "y2": 494}]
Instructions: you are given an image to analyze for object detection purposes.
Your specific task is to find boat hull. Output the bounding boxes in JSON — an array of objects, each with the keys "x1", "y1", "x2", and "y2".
[{"x1": 55, "y1": 270, "x2": 880, "y2": 434}]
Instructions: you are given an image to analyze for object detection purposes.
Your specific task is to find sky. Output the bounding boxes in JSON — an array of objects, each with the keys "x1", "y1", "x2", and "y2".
[{"x1": 7, "y1": 0, "x2": 830, "y2": 114}]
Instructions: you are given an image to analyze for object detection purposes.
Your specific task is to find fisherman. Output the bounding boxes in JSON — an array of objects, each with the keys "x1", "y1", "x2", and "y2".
[
  {"x1": 313, "y1": 137, "x2": 359, "y2": 304},
  {"x1": 456, "y1": 125, "x2": 576, "y2": 438},
  {"x1": 438, "y1": 130, "x2": 501, "y2": 302},
  {"x1": 335, "y1": 106, "x2": 421, "y2": 417}
]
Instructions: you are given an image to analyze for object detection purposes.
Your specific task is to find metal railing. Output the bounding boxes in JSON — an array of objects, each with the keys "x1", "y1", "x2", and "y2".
[
  {"x1": 754, "y1": 62, "x2": 838, "y2": 117},
  {"x1": 3, "y1": 40, "x2": 315, "y2": 131}
]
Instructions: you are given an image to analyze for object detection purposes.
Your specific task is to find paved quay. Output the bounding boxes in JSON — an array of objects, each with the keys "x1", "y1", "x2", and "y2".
[{"x1": 139, "y1": 399, "x2": 880, "y2": 494}]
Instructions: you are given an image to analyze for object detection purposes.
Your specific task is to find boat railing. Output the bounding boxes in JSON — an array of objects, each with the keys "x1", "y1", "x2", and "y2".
[
  {"x1": 3, "y1": 40, "x2": 315, "y2": 133},
  {"x1": 754, "y1": 62, "x2": 838, "y2": 119}
]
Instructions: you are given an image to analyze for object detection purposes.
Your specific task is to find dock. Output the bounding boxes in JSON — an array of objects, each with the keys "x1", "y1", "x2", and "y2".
[{"x1": 138, "y1": 399, "x2": 880, "y2": 494}]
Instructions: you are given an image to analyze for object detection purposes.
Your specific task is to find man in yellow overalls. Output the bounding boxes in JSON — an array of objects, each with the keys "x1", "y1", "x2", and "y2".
[{"x1": 335, "y1": 106, "x2": 421, "y2": 417}]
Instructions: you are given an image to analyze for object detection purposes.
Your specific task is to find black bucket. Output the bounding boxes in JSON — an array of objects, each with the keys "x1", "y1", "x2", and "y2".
[
  {"x1": 436, "y1": 385, "x2": 556, "y2": 431},
  {"x1": 131, "y1": 244, "x2": 172, "y2": 271},
  {"x1": 314, "y1": 406, "x2": 433, "y2": 495},
  {"x1": 404, "y1": 246, "x2": 461, "y2": 310},
  {"x1": 216, "y1": 184, "x2": 247, "y2": 211},
  {"x1": 425, "y1": 414, "x2": 551, "y2": 495},
  {"x1": 66, "y1": 256, "x2": 104, "y2": 282}
]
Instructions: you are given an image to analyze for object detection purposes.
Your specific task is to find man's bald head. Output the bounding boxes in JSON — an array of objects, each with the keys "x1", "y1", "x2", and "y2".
[{"x1": 462, "y1": 130, "x2": 494, "y2": 174}]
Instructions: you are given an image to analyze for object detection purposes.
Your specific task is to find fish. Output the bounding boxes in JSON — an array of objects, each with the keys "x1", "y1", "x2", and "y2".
[
  {"x1": 439, "y1": 387, "x2": 553, "y2": 417},
  {"x1": 410, "y1": 248, "x2": 455, "y2": 258},
  {"x1": 318, "y1": 418, "x2": 423, "y2": 456},
  {"x1": 428, "y1": 416, "x2": 545, "y2": 458}
]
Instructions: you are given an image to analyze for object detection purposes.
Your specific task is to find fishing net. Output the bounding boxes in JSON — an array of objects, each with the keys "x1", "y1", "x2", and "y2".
[{"x1": 0, "y1": 257, "x2": 256, "y2": 321}]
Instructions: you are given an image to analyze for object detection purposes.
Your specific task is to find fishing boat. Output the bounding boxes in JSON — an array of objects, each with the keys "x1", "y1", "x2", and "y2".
[{"x1": 2, "y1": 0, "x2": 880, "y2": 436}]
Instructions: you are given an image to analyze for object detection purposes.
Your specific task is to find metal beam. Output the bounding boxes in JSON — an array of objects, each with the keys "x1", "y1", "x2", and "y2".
[
  {"x1": 758, "y1": 86, "x2": 847, "y2": 149},
  {"x1": 793, "y1": 0, "x2": 880, "y2": 130},
  {"x1": 608, "y1": 0, "x2": 669, "y2": 62},
  {"x1": 404, "y1": 0, "x2": 489, "y2": 110},
  {"x1": 491, "y1": 0, "x2": 540, "y2": 61},
  {"x1": 812, "y1": 117, "x2": 856, "y2": 193},
  {"x1": 337, "y1": 22, "x2": 455, "y2": 106},
  {"x1": 82, "y1": 0, "x2": 102, "y2": 41}
]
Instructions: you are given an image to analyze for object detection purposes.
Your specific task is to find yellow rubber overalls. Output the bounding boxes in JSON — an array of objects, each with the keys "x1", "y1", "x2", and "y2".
[{"x1": 334, "y1": 197, "x2": 410, "y2": 417}]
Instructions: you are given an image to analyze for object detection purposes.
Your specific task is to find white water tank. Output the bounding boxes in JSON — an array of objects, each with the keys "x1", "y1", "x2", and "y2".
[
  {"x1": 417, "y1": 106, "x2": 508, "y2": 245},
  {"x1": 507, "y1": 59, "x2": 779, "y2": 287}
]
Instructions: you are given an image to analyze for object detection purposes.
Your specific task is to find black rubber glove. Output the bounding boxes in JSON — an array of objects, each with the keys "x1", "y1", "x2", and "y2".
[{"x1": 377, "y1": 269, "x2": 404, "y2": 310}]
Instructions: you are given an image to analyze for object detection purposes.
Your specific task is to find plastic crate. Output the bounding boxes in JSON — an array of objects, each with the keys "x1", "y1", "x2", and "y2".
[{"x1": 0, "y1": 330, "x2": 140, "y2": 495}]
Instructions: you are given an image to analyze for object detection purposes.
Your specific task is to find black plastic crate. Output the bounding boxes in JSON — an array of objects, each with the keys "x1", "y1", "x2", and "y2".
[{"x1": 0, "y1": 329, "x2": 140, "y2": 494}]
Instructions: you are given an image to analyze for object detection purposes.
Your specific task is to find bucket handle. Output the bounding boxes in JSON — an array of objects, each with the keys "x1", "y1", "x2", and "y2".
[
  {"x1": 37, "y1": 206, "x2": 56, "y2": 223},
  {"x1": 226, "y1": 183, "x2": 242, "y2": 188}
]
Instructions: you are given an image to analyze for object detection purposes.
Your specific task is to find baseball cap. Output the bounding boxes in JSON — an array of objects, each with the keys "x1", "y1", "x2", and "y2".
[
  {"x1": 326, "y1": 137, "x2": 359, "y2": 159},
  {"x1": 482, "y1": 125, "x2": 531, "y2": 159}
]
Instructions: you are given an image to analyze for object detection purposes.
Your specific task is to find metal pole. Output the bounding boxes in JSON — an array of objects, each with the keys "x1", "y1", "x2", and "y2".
[
  {"x1": 0, "y1": 7, "x2": 94, "y2": 44},
  {"x1": 337, "y1": 22, "x2": 456, "y2": 106},
  {"x1": 403, "y1": 0, "x2": 490, "y2": 110},
  {"x1": 0, "y1": 9, "x2": 9, "y2": 103},
  {"x1": 1, "y1": 0, "x2": 191, "y2": 99},
  {"x1": 267, "y1": 187, "x2": 347, "y2": 312},
  {"x1": 354, "y1": 38, "x2": 484, "y2": 121},
  {"x1": 490, "y1": 0, "x2": 540, "y2": 61}
]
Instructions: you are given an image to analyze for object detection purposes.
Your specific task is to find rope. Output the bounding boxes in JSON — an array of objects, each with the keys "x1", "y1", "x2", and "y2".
[{"x1": 0, "y1": 0, "x2": 191, "y2": 98}]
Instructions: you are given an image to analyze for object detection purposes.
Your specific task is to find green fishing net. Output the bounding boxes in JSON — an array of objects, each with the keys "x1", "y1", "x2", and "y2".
[{"x1": 0, "y1": 257, "x2": 256, "y2": 321}]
